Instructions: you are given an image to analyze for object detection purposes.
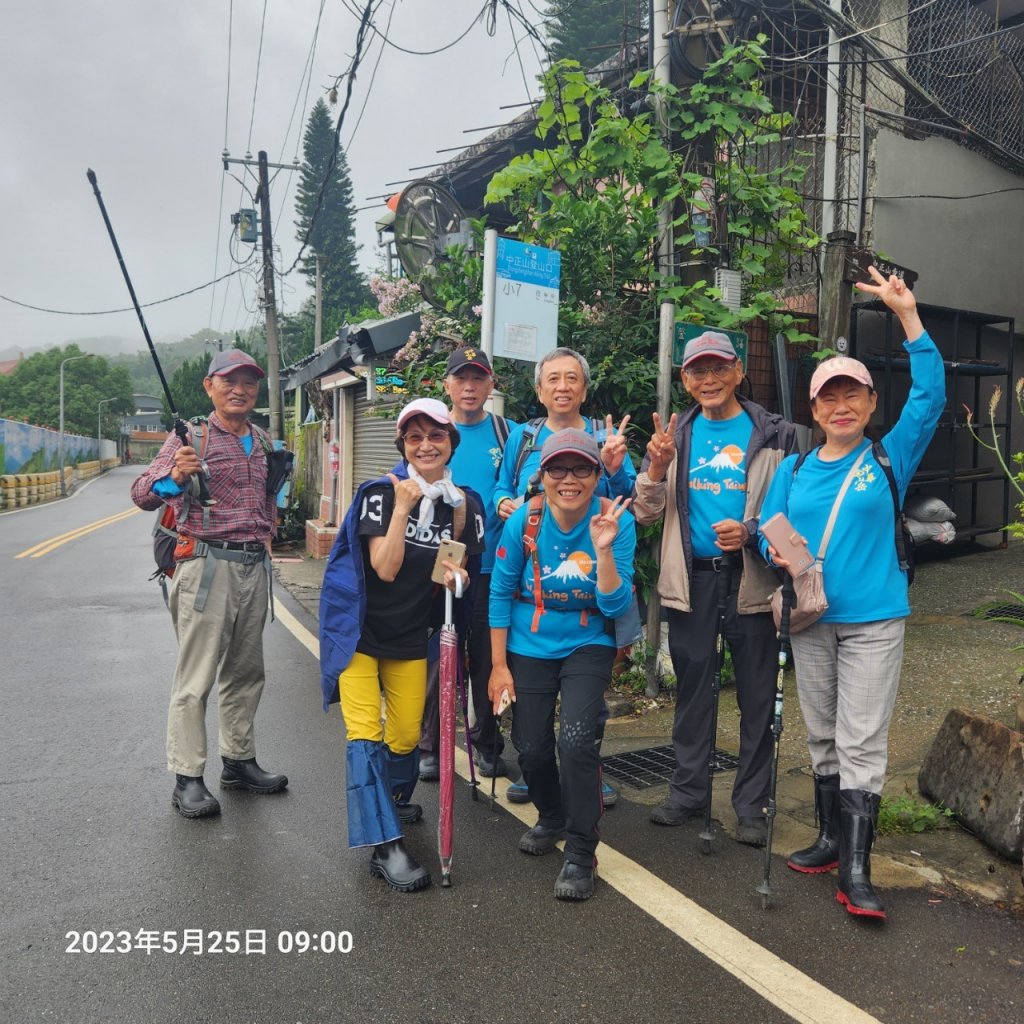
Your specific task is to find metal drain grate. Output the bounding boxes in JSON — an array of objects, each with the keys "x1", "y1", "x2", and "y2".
[
  {"x1": 980, "y1": 605, "x2": 1024, "y2": 624},
  {"x1": 602, "y1": 745, "x2": 740, "y2": 790}
]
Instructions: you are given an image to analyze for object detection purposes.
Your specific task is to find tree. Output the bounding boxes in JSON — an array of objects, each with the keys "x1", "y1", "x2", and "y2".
[
  {"x1": 544, "y1": 1, "x2": 644, "y2": 66},
  {"x1": 294, "y1": 99, "x2": 371, "y2": 332},
  {"x1": 0, "y1": 345, "x2": 133, "y2": 436}
]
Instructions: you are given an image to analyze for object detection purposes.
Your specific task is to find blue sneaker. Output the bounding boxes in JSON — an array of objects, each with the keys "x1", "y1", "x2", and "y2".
[
  {"x1": 602, "y1": 781, "x2": 618, "y2": 809},
  {"x1": 506, "y1": 779, "x2": 530, "y2": 804}
]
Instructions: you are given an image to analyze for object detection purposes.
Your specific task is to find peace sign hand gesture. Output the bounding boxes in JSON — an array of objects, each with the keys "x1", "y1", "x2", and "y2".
[
  {"x1": 855, "y1": 264, "x2": 924, "y2": 340},
  {"x1": 590, "y1": 495, "x2": 631, "y2": 551},
  {"x1": 645, "y1": 412, "x2": 678, "y2": 482},
  {"x1": 600, "y1": 414, "x2": 631, "y2": 477}
]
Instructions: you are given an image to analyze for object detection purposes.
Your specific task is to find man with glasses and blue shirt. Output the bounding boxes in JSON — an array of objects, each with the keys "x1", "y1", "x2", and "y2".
[{"x1": 633, "y1": 331, "x2": 798, "y2": 846}]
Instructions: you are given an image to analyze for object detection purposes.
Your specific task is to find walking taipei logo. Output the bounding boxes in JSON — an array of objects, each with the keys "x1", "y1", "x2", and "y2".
[{"x1": 689, "y1": 443, "x2": 748, "y2": 496}]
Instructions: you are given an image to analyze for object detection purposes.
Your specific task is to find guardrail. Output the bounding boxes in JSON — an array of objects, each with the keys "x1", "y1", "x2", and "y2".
[{"x1": 0, "y1": 460, "x2": 122, "y2": 510}]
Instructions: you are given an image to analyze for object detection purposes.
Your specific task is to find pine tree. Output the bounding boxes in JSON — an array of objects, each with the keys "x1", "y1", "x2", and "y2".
[
  {"x1": 294, "y1": 98, "x2": 371, "y2": 325},
  {"x1": 544, "y1": 1, "x2": 644, "y2": 66}
]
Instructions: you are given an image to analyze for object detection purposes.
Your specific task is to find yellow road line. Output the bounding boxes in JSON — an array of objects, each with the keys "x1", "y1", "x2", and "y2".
[
  {"x1": 273, "y1": 608, "x2": 881, "y2": 1024},
  {"x1": 15, "y1": 507, "x2": 141, "y2": 559}
]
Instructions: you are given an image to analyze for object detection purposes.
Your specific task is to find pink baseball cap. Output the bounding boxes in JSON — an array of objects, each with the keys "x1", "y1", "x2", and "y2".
[
  {"x1": 809, "y1": 356, "x2": 874, "y2": 401},
  {"x1": 207, "y1": 349, "x2": 265, "y2": 378},
  {"x1": 396, "y1": 397, "x2": 454, "y2": 433}
]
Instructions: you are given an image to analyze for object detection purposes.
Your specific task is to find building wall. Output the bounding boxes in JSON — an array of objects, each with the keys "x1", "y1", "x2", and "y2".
[{"x1": 871, "y1": 130, "x2": 1024, "y2": 326}]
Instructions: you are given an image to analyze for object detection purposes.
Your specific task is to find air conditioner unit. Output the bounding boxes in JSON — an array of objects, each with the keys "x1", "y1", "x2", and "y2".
[{"x1": 715, "y1": 268, "x2": 743, "y2": 313}]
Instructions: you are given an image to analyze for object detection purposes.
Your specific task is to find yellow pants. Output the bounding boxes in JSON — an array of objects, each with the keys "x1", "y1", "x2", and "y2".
[{"x1": 338, "y1": 652, "x2": 427, "y2": 755}]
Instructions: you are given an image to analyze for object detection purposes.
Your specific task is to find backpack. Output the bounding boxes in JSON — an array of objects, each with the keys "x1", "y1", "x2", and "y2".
[
  {"x1": 487, "y1": 412, "x2": 511, "y2": 479},
  {"x1": 509, "y1": 416, "x2": 604, "y2": 496},
  {"x1": 149, "y1": 419, "x2": 276, "y2": 601},
  {"x1": 792, "y1": 442, "x2": 915, "y2": 584},
  {"x1": 151, "y1": 419, "x2": 212, "y2": 597}
]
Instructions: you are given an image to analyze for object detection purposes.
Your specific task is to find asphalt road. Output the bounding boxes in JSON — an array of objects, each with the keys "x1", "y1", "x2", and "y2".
[{"x1": 1, "y1": 468, "x2": 1021, "y2": 1024}]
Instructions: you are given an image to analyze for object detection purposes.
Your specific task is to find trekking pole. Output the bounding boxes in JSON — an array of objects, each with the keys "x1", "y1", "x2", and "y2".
[
  {"x1": 757, "y1": 573, "x2": 794, "y2": 909},
  {"x1": 699, "y1": 556, "x2": 733, "y2": 855},
  {"x1": 86, "y1": 169, "x2": 214, "y2": 506}
]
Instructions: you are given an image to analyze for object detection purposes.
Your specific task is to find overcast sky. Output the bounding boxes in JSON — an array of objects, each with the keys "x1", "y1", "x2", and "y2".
[{"x1": 0, "y1": 1, "x2": 545, "y2": 356}]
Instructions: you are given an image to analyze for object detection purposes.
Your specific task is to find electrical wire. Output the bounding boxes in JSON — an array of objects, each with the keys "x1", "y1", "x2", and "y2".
[
  {"x1": 207, "y1": 0, "x2": 235, "y2": 330},
  {"x1": 0, "y1": 261, "x2": 258, "y2": 317},
  {"x1": 284, "y1": 0, "x2": 379, "y2": 278},
  {"x1": 345, "y1": 0, "x2": 395, "y2": 151},
  {"x1": 340, "y1": 0, "x2": 489, "y2": 56},
  {"x1": 246, "y1": 0, "x2": 269, "y2": 155}
]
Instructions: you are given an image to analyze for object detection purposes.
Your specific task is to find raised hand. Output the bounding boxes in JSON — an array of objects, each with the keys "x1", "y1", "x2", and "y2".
[
  {"x1": 600, "y1": 414, "x2": 631, "y2": 476},
  {"x1": 387, "y1": 473, "x2": 422, "y2": 516},
  {"x1": 590, "y1": 495, "x2": 631, "y2": 551},
  {"x1": 645, "y1": 411, "x2": 678, "y2": 481}
]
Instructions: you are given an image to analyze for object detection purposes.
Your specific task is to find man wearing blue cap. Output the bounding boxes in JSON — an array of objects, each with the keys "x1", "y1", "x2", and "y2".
[{"x1": 633, "y1": 331, "x2": 798, "y2": 846}]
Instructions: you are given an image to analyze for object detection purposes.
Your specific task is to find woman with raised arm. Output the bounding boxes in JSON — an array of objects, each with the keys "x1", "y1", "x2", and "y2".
[{"x1": 758, "y1": 267, "x2": 945, "y2": 919}]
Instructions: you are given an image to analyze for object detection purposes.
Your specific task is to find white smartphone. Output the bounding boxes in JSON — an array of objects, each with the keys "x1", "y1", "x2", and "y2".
[
  {"x1": 760, "y1": 512, "x2": 815, "y2": 576},
  {"x1": 430, "y1": 539, "x2": 467, "y2": 585}
]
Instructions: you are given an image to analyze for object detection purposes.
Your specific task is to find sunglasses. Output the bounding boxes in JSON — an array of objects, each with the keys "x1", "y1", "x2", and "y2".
[{"x1": 402, "y1": 429, "x2": 450, "y2": 446}]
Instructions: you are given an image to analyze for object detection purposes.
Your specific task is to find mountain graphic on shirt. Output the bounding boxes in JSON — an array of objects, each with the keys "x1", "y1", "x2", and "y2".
[
  {"x1": 693, "y1": 444, "x2": 745, "y2": 475},
  {"x1": 541, "y1": 550, "x2": 594, "y2": 582}
]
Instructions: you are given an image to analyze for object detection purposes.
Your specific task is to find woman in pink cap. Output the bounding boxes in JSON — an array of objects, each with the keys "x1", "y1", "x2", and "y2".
[
  {"x1": 319, "y1": 397, "x2": 484, "y2": 892},
  {"x1": 758, "y1": 266, "x2": 945, "y2": 920}
]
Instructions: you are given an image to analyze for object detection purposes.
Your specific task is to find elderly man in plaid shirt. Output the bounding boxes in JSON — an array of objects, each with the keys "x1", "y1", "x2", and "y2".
[{"x1": 132, "y1": 349, "x2": 287, "y2": 819}]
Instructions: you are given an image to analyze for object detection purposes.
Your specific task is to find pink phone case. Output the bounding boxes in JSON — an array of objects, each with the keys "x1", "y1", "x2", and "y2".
[{"x1": 761, "y1": 512, "x2": 815, "y2": 576}]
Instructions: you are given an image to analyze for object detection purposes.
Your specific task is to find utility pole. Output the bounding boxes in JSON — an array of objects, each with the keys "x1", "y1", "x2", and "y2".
[
  {"x1": 314, "y1": 254, "x2": 324, "y2": 350},
  {"x1": 223, "y1": 149, "x2": 300, "y2": 442},
  {"x1": 257, "y1": 151, "x2": 284, "y2": 441}
]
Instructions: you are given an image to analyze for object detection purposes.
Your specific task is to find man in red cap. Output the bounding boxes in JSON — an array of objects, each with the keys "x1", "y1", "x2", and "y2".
[
  {"x1": 634, "y1": 331, "x2": 798, "y2": 846},
  {"x1": 131, "y1": 348, "x2": 288, "y2": 819}
]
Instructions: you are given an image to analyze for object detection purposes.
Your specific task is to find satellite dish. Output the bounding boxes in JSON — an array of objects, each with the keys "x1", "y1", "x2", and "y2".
[{"x1": 393, "y1": 180, "x2": 472, "y2": 307}]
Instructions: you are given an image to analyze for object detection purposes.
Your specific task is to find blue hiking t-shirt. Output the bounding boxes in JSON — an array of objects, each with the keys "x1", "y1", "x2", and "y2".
[
  {"x1": 449, "y1": 416, "x2": 511, "y2": 574},
  {"x1": 687, "y1": 410, "x2": 753, "y2": 557},
  {"x1": 490, "y1": 496, "x2": 636, "y2": 660}
]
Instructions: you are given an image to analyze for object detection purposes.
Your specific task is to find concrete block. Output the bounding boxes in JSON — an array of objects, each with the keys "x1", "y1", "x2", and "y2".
[
  {"x1": 919, "y1": 706, "x2": 1024, "y2": 861},
  {"x1": 305, "y1": 518, "x2": 339, "y2": 560}
]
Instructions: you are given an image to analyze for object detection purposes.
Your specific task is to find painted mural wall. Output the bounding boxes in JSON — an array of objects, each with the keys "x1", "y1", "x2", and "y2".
[{"x1": 0, "y1": 419, "x2": 98, "y2": 474}]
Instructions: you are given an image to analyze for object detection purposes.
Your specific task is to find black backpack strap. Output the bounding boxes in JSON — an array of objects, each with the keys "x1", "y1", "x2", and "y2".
[
  {"x1": 511, "y1": 417, "x2": 545, "y2": 494},
  {"x1": 489, "y1": 413, "x2": 512, "y2": 480},
  {"x1": 872, "y1": 442, "x2": 911, "y2": 574}
]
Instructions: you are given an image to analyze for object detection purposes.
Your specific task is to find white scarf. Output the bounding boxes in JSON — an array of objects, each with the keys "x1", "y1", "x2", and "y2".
[{"x1": 405, "y1": 464, "x2": 464, "y2": 535}]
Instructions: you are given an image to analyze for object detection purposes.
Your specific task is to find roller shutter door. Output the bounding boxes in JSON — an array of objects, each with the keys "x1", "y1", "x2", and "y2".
[{"x1": 352, "y1": 394, "x2": 400, "y2": 487}]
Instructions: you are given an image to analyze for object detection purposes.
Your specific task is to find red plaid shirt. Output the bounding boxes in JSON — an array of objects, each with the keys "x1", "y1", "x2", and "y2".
[{"x1": 131, "y1": 413, "x2": 277, "y2": 544}]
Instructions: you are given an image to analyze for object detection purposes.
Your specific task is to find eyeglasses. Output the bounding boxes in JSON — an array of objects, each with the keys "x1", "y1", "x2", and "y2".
[
  {"x1": 685, "y1": 361, "x2": 737, "y2": 381},
  {"x1": 402, "y1": 429, "x2": 450, "y2": 446},
  {"x1": 543, "y1": 463, "x2": 597, "y2": 480}
]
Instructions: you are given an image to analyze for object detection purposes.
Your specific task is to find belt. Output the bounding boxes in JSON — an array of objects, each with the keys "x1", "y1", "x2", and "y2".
[
  {"x1": 691, "y1": 555, "x2": 738, "y2": 572},
  {"x1": 198, "y1": 538, "x2": 265, "y2": 553}
]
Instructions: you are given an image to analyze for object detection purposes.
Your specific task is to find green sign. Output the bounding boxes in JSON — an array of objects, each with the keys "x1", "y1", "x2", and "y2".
[{"x1": 672, "y1": 322, "x2": 748, "y2": 368}]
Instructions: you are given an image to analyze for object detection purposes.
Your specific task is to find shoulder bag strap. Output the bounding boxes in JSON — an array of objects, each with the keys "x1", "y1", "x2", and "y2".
[{"x1": 816, "y1": 448, "x2": 869, "y2": 560}]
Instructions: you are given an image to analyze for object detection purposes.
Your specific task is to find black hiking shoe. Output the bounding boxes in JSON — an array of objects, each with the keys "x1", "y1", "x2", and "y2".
[
  {"x1": 554, "y1": 861, "x2": 596, "y2": 901},
  {"x1": 518, "y1": 824, "x2": 567, "y2": 856}
]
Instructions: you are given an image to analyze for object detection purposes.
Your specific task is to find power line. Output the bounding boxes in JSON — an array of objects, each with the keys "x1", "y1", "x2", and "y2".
[
  {"x1": 345, "y1": 0, "x2": 395, "y2": 151},
  {"x1": 0, "y1": 262, "x2": 257, "y2": 317},
  {"x1": 340, "y1": 0, "x2": 489, "y2": 55},
  {"x1": 208, "y1": 0, "x2": 235, "y2": 330},
  {"x1": 246, "y1": 0, "x2": 269, "y2": 154}
]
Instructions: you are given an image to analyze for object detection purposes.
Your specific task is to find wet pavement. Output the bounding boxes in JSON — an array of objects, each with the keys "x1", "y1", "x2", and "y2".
[{"x1": 272, "y1": 537, "x2": 1024, "y2": 912}]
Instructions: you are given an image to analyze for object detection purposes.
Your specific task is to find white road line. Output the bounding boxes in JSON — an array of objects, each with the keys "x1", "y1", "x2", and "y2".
[{"x1": 274, "y1": 607, "x2": 881, "y2": 1024}]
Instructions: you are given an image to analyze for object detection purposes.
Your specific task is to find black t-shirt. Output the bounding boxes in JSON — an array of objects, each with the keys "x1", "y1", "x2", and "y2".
[{"x1": 357, "y1": 483, "x2": 485, "y2": 659}]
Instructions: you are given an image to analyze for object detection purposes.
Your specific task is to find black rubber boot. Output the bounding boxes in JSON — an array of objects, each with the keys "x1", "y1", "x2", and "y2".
[
  {"x1": 220, "y1": 757, "x2": 288, "y2": 794},
  {"x1": 172, "y1": 775, "x2": 221, "y2": 819},
  {"x1": 369, "y1": 839, "x2": 431, "y2": 892},
  {"x1": 836, "y1": 789, "x2": 886, "y2": 919},
  {"x1": 788, "y1": 773, "x2": 841, "y2": 873}
]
